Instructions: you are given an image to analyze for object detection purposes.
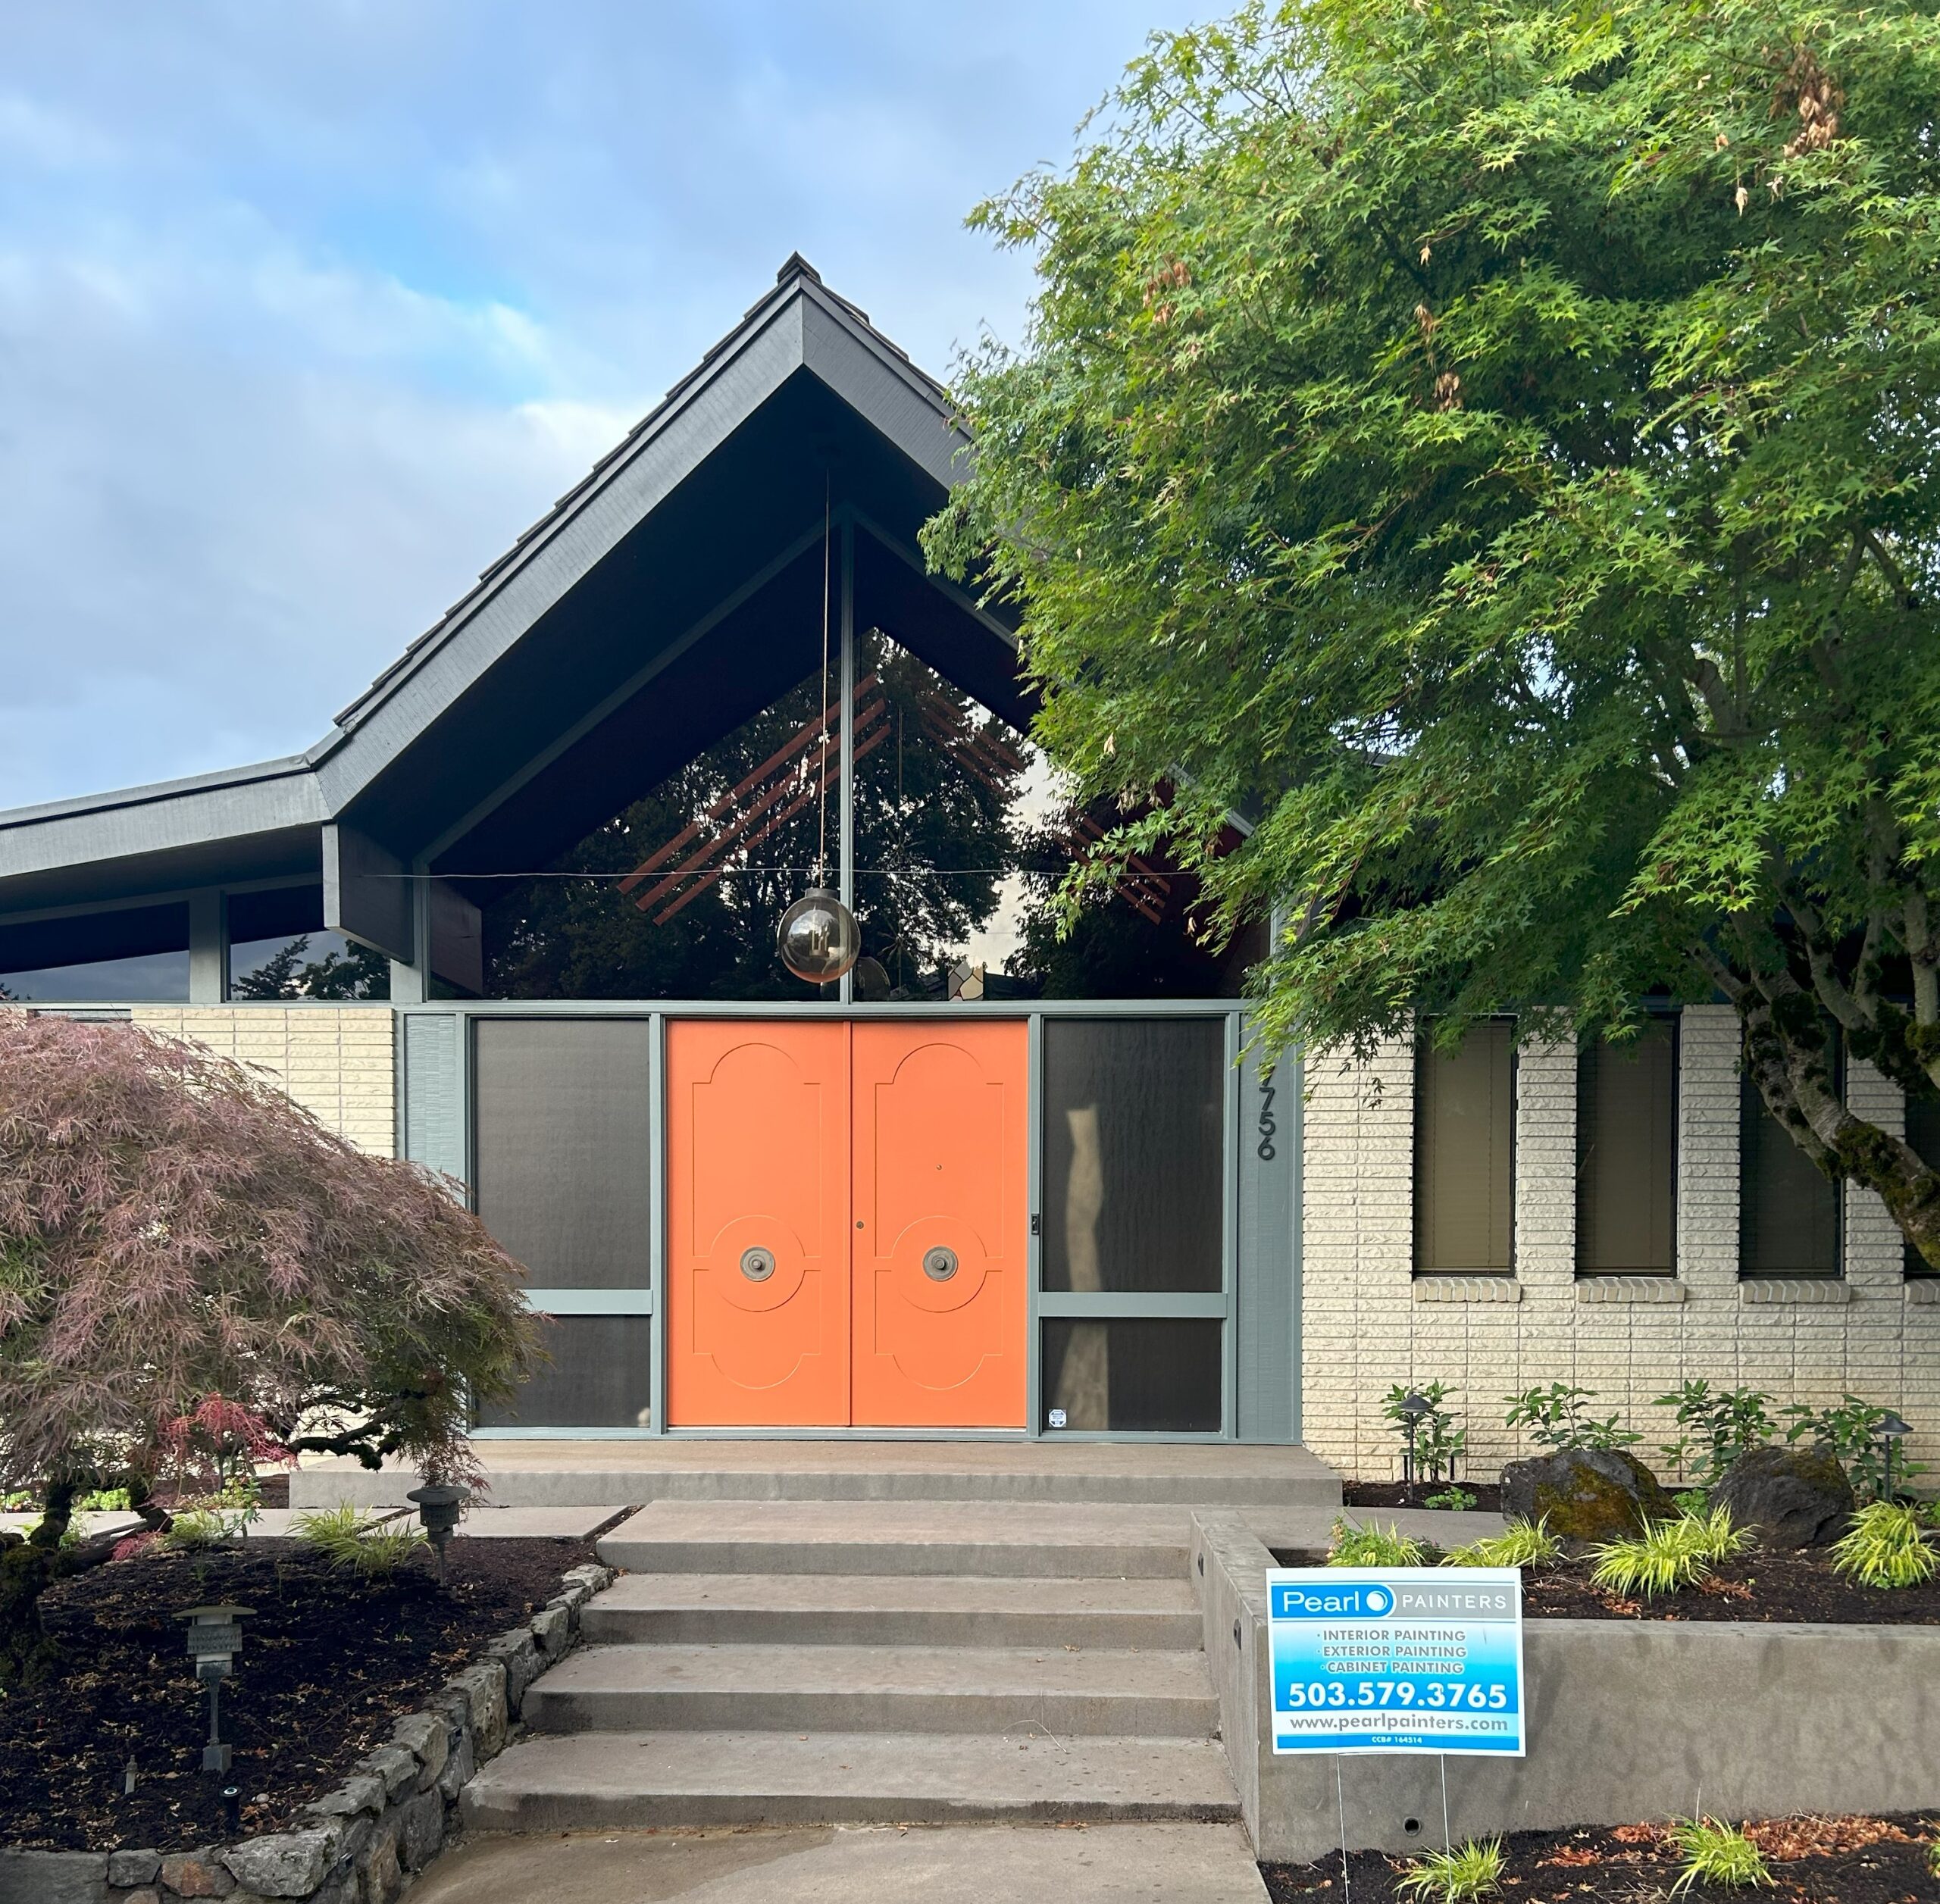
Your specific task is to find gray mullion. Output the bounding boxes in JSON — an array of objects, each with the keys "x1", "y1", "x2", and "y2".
[
  {"x1": 522, "y1": 1289, "x2": 655, "y2": 1316},
  {"x1": 1222, "y1": 1008, "x2": 1240, "y2": 1440},
  {"x1": 1035, "y1": 1292, "x2": 1229, "y2": 1319}
]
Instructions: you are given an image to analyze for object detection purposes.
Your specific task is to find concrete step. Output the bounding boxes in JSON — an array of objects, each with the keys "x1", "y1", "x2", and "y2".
[
  {"x1": 582, "y1": 1572, "x2": 1205, "y2": 1650},
  {"x1": 463, "y1": 1730, "x2": 1241, "y2": 1831},
  {"x1": 521, "y1": 1642, "x2": 1220, "y2": 1737},
  {"x1": 293, "y1": 1440, "x2": 1341, "y2": 1511},
  {"x1": 421, "y1": 1821, "x2": 1272, "y2": 1904},
  {"x1": 597, "y1": 1501, "x2": 1192, "y2": 1580}
]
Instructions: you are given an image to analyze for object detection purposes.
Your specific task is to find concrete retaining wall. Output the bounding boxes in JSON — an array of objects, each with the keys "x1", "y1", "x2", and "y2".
[{"x1": 1192, "y1": 1509, "x2": 1940, "y2": 1865}]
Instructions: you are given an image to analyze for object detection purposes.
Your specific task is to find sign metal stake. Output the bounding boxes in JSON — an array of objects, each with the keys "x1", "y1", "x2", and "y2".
[{"x1": 1335, "y1": 1756, "x2": 1352, "y2": 1904}]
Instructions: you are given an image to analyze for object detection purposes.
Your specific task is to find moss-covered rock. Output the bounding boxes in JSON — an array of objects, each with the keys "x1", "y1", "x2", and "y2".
[
  {"x1": 1713, "y1": 1444, "x2": 1854, "y2": 1548},
  {"x1": 1499, "y1": 1448, "x2": 1676, "y2": 1544}
]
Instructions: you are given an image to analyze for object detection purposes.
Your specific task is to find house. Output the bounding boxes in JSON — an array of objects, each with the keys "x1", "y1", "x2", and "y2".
[{"x1": 2, "y1": 258, "x2": 1931, "y2": 1476}]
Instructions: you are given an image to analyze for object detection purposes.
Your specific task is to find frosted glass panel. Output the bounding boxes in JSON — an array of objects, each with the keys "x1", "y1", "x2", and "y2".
[
  {"x1": 1042, "y1": 1319, "x2": 1221, "y2": 1432},
  {"x1": 477, "y1": 1316, "x2": 652, "y2": 1430},
  {"x1": 1040, "y1": 1019, "x2": 1224, "y2": 1295}
]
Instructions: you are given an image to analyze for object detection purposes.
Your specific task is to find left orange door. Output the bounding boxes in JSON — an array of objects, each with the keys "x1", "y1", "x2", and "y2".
[{"x1": 665, "y1": 1021, "x2": 850, "y2": 1427}]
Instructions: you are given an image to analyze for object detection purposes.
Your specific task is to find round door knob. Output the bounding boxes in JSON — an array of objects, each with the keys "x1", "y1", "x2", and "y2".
[
  {"x1": 740, "y1": 1247, "x2": 776, "y2": 1283},
  {"x1": 922, "y1": 1246, "x2": 959, "y2": 1283}
]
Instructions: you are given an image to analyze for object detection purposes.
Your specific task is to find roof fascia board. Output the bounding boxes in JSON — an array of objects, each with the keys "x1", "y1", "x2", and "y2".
[
  {"x1": 313, "y1": 302, "x2": 812, "y2": 814},
  {"x1": 798, "y1": 294, "x2": 968, "y2": 493},
  {"x1": 0, "y1": 764, "x2": 327, "y2": 883}
]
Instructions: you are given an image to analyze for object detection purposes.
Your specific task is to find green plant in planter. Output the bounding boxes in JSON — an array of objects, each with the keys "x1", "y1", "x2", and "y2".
[
  {"x1": 1653, "y1": 1381, "x2": 1776, "y2": 1491},
  {"x1": 1782, "y1": 1396, "x2": 1926, "y2": 1503},
  {"x1": 1504, "y1": 1384, "x2": 1641, "y2": 1452},
  {"x1": 1444, "y1": 1517, "x2": 1563, "y2": 1571},
  {"x1": 1383, "y1": 1383, "x2": 1469, "y2": 1489},
  {"x1": 295, "y1": 1505, "x2": 427, "y2": 1580},
  {"x1": 1590, "y1": 1509, "x2": 1750, "y2": 1599},
  {"x1": 1668, "y1": 1818, "x2": 1772, "y2": 1893},
  {"x1": 1425, "y1": 1485, "x2": 1479, "y2": 1512},
  {"x1": 1829, "y1": 1501, "x2": 1936, "y2": 1589},
  {"x1": 1327, "y1": 1519, "x2": 1427, "y2": 1567},
  {"x1": 1395, "y1": 1837, "x2": 1504, "y2": 1904}
]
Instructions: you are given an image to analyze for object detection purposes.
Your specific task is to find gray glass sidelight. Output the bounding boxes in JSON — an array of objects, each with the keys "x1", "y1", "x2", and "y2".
[
  {"x1": 476, "y1": 1315, "x2": 652, "y2": 1430},
  {"x1": 1576, "y1": 1020, "x2": 1678, "y2": 1276},
  {"x1": 1041, "y1": 1318, "x2": 1222, "y2": 1433},
  {"x1": 1740, "y1": 1061, "x2": 1843, "y2": 1278},
  {"x1": 1040, "y1": 1018, "x2": 1225, "y2": 1294},
  {"x1": 1907, "y1": 1093, "x2": 1940, "y2": 1277},
  {"x1": 473, "y1": 1018, "x2": 655, "y2": 1289}
]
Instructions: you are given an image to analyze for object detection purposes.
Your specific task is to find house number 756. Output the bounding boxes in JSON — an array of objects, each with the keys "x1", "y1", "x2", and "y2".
[{"x1": 1256, "y1": 1079, "x2": 1277, "y2": 1161}]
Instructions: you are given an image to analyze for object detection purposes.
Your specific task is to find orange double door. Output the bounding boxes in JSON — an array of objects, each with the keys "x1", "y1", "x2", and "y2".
[{"x1": 665, "y1": 1019, "x2": 1029, "y2": 1427}]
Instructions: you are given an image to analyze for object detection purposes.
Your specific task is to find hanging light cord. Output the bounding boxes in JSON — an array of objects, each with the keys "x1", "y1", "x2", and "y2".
[{"x1": 815, "y1": 471, "x2": 831, "y2": 886}]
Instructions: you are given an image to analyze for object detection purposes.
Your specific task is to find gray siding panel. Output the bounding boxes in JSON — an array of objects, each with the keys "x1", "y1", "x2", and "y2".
[
  {"x1": 403, "y1": 1012, "x2": 465, "y2": 1184},
  {"x1": 1238, "y1": 1036, "x2": 1301, "y2": 1443}
]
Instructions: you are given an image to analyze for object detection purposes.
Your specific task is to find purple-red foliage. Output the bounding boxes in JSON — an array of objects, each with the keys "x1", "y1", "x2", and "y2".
[{"x1": 0, "y1": 1013, "x2": 541, "y2": 1495}]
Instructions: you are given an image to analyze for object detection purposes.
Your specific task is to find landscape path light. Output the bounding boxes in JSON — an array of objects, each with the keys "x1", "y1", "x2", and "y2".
[
  {"x1": 1398, "y1": 1390, "x2": 1433, "y2": 1503},
  {"x1": 177, "y1": 1603, "x2": 252, "y2": 1775},
  {"x1": 407, "y1": 1484, "x2": 468, "y2": 1581},
  {"x1": 1876, "y1": 1410, "x2": 1911, "y2": 1503}
]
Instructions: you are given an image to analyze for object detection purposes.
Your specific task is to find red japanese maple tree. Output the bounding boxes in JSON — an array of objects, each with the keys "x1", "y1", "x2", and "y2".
[{"x1": 0, "y1": 1011, "x2": 540, "y2": 1669}]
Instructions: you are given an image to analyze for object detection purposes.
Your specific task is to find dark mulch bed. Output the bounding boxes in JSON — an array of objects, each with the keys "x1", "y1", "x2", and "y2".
[
  {"x1": 1256, "y1": 1815, "x2": 1940, "y2": 1899},
  {"x1": 1342, "y1": 1481, "x2": 1504, "y2": 1514},
  {"x1": 1263, "y1": 1812, "x2": 1940, "y2": 1903},
  {"x1": 1272, "y1": 1546, "x2": 1940, "y2": 1624},
  {"x1": 0, "y1": 1535, "x2": 592, "y2": 1851}
]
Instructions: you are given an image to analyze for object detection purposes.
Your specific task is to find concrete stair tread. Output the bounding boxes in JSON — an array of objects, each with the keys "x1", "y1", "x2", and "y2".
[
  {"x1": 535, "y1": 1641, "x2": 1215, "y2": 1699},
  {"x1": 597, "y1": 1500, "x2": 1198, "y2": 1578},
  {"x1": 592, "y1": 1572, "x2": 1200, "y2": 1614},
  {"x1": 463, "y1": 1730, "x2": 1241, "y2": 1829},
  {"x1": 603, "y1": 1500, "x2": 1194, "y2": 1543},
  {"x1": 296, "y1": 1440, "x2": 1341, "y2": 1511}
]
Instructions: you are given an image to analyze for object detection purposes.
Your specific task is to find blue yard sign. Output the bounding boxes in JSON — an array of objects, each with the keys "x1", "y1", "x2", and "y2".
[{"x1": 1266, "y1": 1567, "x2": 1526, "y2": 1756}]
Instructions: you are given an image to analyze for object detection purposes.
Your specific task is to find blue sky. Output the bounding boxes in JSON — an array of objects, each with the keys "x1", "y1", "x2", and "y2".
[{"x1": 0, "y1": 2, "x2": 1203, "y2": 811}]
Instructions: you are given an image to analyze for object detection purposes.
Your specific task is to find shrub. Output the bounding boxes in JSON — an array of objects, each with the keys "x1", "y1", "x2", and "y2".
[
  {"x1": 0, "y1": 1013, "x2": 542, "y2": 1682},
  {"x1": 1782, "y1": 1396, "x2": 1926, "y2": 1504},
  {"x1": 1504, "y1": 1384, "x2": 1641, "y2": 1452},
  {"x1": 1395, "y1": 1838, "x2": 1504, "y2": 1904},
  {"x1": 1382, "y1": 1381, "x2": 1468, "y2": 1486},
  {"x1": 1327, "y1": 1518, "x2": 1426, "y2": 1567},
  {"x1": 1425, "y1": 1485, "x2": 1478, "y2": 1512},
  {"x1": 1829, "y1": 1502, "x2": 1937, "y2": 1590},
  {"x1": 1590, "y1": 1509, "x2": 1750, "y2": 1599},
  {"x1": 295, "y1": 1505, "x2": 428, "y2": 1580},
  {"x1": 1653, "y1": 1381, "x2": 1776, "y2": 1490},
  {"x1": 161, "y1": 1509, "x2": 227, "y2": 1552},
  {"x1": 1668, "y1": 1818, "x2": 1773, "y2": 1893},
  {"x1": 1444, "y1": 1517, "x2": 1563, "y2": 1571}
]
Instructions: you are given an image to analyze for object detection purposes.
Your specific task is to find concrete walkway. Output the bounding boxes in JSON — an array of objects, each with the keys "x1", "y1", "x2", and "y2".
[{"x1": 411, "y1": 1824, "x2": 1270, "y2": 1903}]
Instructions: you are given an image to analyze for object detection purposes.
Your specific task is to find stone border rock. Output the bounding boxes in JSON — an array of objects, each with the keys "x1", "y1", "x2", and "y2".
[{"x1": 0, "y1": 1560, "x2": 615, "y2": 1904}]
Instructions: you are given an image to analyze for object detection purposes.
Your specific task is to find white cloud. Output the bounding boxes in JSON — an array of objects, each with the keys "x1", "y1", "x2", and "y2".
[{"x1": 0, "y1": 0, "x2": 1205, "y2": 810}]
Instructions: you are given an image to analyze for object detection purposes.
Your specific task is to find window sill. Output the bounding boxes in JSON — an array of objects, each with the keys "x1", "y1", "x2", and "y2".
[
  {"x1": 1739, "y1": 1280, "x2": 1850, "y2": 1305},
  {"x1": 1906, "y1": 1280, "x2": 1940, "y2": 1305},
  {"x1": 1575, "y1": 1277, "x2": 1685, "y2": 1305},
  {"x1": 1413, "y1": 1277, "x2": 1520, "y2": 1304}
]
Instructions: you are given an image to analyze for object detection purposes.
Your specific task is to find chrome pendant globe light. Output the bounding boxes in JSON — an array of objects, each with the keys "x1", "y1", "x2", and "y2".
[{"x1": 778, "y1": 478, "x2": 859, "y2": 986}]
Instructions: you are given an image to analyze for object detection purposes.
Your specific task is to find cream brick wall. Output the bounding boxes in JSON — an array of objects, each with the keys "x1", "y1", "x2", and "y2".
[
  {"x1": 1300, "y1": 1005, "x2": 1940, "y2": 1480},
  {"x1": 133, "y1": 1006, "x2": 396, "y2": 1157}
]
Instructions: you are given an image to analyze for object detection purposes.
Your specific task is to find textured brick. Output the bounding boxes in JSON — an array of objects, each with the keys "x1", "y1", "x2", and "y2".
[
  {"x1": 133, "y1": 1007, "x2": 395, "y2": 1155},
  {"x1": 1302, "y1": 1008, "x2": 1940, "y2": 1480}
]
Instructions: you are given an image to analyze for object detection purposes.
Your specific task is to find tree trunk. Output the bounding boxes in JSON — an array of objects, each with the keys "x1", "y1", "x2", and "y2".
[{"x1": 1740, "y1": 992, "x2": 1940, "y2": 1270}]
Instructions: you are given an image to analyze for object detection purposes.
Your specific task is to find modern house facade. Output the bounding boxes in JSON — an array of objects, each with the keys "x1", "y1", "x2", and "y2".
[{"x1": 2, "y1": 261, "x2": 1932, "y2": 1475}]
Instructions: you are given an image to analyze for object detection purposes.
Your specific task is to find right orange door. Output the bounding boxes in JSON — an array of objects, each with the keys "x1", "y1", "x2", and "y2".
[{"x1": 850, "y1": 1021, "x2": 1028, "y2": 1427}]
